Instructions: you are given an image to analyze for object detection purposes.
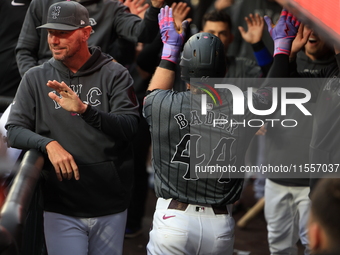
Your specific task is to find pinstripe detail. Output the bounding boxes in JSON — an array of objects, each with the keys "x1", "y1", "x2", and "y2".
[{"x1": 143, "y1": 88, "x2": 270, "y2": 205}]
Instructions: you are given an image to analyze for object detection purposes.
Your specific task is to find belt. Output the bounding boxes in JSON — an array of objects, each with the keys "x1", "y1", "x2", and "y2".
[{"x1": 168, "y1": 199, "x2": 229, "y2": 215}]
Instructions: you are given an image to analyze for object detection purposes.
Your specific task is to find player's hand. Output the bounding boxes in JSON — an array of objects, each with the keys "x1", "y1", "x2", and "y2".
[
  {"x1": 264, "y1": 9, "x2": 300, "y2": 41},
  {"x1": 47, "y1": 80, "x2": 87, "y2": 114},
  {"x1": 214, "y1": 0, "x2": 234, "y2": 11},
  {"x1": 159, "y1": 5, "x2": 188, "y2": 46},
  {"x1": 123, "y1": 0, "x2": 149, "y2": 18},
  {"x1": 290, "y1": 23, "x2": 311, "y2": 59},
  {"x1": 239, "y1": 13, "x2": 264, "y2": 44},
  {"x1": 158, "y1": 5, "x2": 189, "y2": 63},
  {"x1": 46, "y1": 141, "x2": 79, "y2": 181},
  {"x1": 264, "y1": 9, "x2": 300, "y2": 56},
  {"x1": 171, "y1": 2, "x2": 191, "y2": 31}
]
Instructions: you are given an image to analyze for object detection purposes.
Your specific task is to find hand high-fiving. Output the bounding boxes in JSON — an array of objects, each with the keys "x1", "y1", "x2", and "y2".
[
  {"x1": 158, "y1": 5, "x2": 189, "y2": 63},
  {"x1": 264, "y1": 9, "x2": 300, "y2": 56}
]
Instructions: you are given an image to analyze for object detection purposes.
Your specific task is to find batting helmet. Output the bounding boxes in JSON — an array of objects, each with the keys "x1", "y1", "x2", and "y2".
[{"x1": 180, "y1": 32, "x2": 226, "y2": 82}]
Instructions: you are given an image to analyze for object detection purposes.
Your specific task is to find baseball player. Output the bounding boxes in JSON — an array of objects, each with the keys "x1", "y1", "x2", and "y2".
[
  {"x1": 263, "y1": 24, "x2": 335, "y2": 255},
  {"x1": 264, "y1": 10, "x2": 340, "y2": 189},
  {"x1": 143, "y1": 6, "x2": 296, "y2": 255}
]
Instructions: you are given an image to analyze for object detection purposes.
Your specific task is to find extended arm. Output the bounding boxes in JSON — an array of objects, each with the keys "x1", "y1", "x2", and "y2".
[
  {"x1": 239, "y1": 13, "x2": 273, "y2": 76},
  {"x1": 136, "y1": 2, "x2": 190, "y2": 78},
  {"x1": 289, "y1": 23, "x2": 311, "y2": 62},
  {"x1": 6, "y1": 125, "x2": 78, "y2": 181},
  {"x1": 264, "y1": 9, "x2": 300, "y2": 78},
  {"x1": 113, "y1": 0, "x2": 164, "y2": 44},
  {"x1": 6, "y1": 67, "x2": 138, "y2": 181},
  {"x1": 46, "y1": 70, "x2": 139, "y2": 142},
  {"x1": 121, "y1": 0, "x2": 149, "y2": 18},
  {"x1": 147, "y1": 6, "x2": 188, "y2": 91}
]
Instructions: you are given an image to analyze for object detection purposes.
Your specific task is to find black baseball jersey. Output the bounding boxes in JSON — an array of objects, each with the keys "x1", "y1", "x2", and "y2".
[
  {"x1": 266, "y1": 51, "x2": 336, "y2": 186},
  {"x1": 269, "y1": 54, "x2": 340, "y2": 174},
  {"x1": 143, "y1": 79, "x2": 274, "y2": 206}
]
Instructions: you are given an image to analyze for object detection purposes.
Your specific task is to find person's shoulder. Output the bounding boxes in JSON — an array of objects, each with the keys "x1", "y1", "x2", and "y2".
[
  {"x1": 145, "y1": 89, "x2": 168, "y2": 100},
  {"x1": 146, "y1": 89, "x2": 189, "y2": 98},
  {"x1": 93, "y1": 49, "x2": 126, "y2": 70},
  {"x1": 24, "y1": 61, "x2": 52, "y2": 76},
  {"x1": 144, "y1": 89, "x2": 190, "y2": 108},
  {"x1": 104, "y1": 59, "x2": 130, "y2": 75}
]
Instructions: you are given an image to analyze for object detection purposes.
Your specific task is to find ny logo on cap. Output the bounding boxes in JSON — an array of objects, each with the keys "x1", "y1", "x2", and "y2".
[{"x1": 51, "y1": 6, "x2": 61, "y2": 19}]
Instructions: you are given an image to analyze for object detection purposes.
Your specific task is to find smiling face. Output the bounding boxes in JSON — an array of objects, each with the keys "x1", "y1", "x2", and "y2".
[
  {"x1": 47, "y1": 29, "x2": 83, "y2": 62},
  {"x1": 304, "y1": 29, "x2": 333, "y2": 60}
]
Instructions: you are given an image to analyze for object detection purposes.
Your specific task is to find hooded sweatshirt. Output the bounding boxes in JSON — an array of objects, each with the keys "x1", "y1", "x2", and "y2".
[
  {"x1": 0, "y1": 0, "x2": 31, "y2": 97},
  {"x1": 6, "y1": 46, "x2": 139, "y2": 217}
]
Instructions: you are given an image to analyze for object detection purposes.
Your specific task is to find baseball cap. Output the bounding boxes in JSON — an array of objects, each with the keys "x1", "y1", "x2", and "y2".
[{"x1": 37, "y1": 1, "x2": 90, "y2": 31}]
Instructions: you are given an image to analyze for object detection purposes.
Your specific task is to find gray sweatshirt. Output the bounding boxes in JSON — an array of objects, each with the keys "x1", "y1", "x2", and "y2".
[{"x1": 6, "y1": 47, "x2": 139, "y2": 217}]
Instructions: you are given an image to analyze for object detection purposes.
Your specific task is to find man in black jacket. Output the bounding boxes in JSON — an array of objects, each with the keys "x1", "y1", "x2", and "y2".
[{"x1": 6, "y1": 2, "x2": 139, "y2": 254}]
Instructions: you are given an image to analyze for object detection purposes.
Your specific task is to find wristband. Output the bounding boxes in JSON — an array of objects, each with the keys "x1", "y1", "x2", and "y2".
[
  {"x1": 79, "y1": 103, "x2": 91, "y2": 118},
  {"x1": 159, "y1": 59, "x2": 177, "y2": 71},
  {"x1": 252, "y1": 41, "x2": 273, "y2": 66}
]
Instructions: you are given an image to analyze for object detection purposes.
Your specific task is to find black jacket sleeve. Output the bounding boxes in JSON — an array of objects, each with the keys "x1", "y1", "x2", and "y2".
[
  {"x1": 252, "y1": 40, "x2": 273, "y2": 77},
  {"x1": 6, "y1": 125, "x2": 53, "y2": 154},
  {"x1": 136, "y1": 6, "x2": 161, "y2": 43},
  {"x1": 81, "y1": 105, "x2": 139, "y2": 142}
]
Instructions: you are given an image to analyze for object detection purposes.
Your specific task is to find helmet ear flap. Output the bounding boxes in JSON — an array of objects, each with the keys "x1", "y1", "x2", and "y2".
[{"x1": 180, "y1": 32, "x2": 226, "y2": 82}]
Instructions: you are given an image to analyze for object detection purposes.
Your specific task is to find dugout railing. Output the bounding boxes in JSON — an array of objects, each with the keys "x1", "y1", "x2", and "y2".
[{"x1": 0, "y1": 150, "x2": 44, "y2": 255}]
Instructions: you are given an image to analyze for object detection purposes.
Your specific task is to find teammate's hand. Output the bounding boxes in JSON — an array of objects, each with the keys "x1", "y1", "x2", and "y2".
[
  {"x1": 290, "y1": 23, "x2": 311, "y2": 60},
  {"x1": 264, "y1": 9, "x2": 300, "y2": 56},
  {"x1": 46, "y1": 141, "x2": 79, "y2": 181},
  {"x1": 239, "y1": 13, "x2": 265, "y2": 45},
  {"x1": 171, "y1": 2, "x2": 191, "y2": 31},
  {"x1": 214, "y1": 0, "x2": 234, "y2": 11},
  {"x1": 47, "y1": 80, "x2": 87, "y2": 114},
  {"x1": 159, "y1": 5, "x2": 187, "y2": 46},
  {"x1": 158, "y1": 5, "x2": 188, "y2": 63},
  {"x1": 123, "y1": 0, "x2": 149, "y2": 18}
]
